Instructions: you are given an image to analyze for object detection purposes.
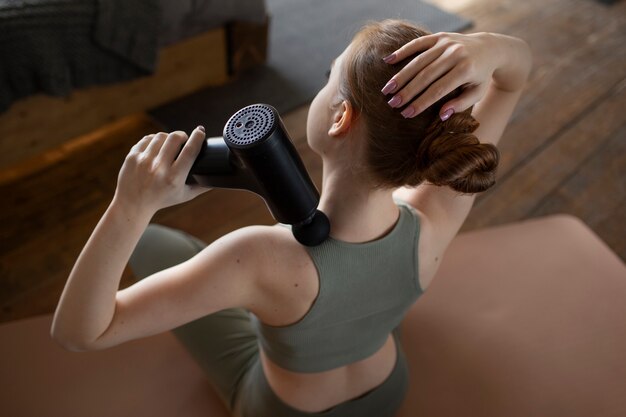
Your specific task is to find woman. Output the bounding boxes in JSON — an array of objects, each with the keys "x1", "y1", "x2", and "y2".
[{"x1": 52, "y1": 20, "x2": 531, "y2": 416}]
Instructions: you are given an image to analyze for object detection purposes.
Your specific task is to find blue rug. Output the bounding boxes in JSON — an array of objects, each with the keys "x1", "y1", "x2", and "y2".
[{"x1": 151, "y1": 0, "x2": 471, "y2": 135}]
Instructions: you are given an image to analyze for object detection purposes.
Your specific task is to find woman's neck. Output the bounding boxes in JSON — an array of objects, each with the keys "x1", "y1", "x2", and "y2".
[{"x1": 318, "y1": 160, "x2": 399, "y2": 243}]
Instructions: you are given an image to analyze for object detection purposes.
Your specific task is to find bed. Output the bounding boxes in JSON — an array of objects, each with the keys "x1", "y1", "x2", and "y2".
[{"x1": 0, "y1": 0, "x2": 269, "y2": 175}]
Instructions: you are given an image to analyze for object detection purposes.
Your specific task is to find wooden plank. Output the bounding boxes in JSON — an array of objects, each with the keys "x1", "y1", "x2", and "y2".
[
  {"x1": 485, "y1": 0, "x2": 626, "y2": 180},
  {"x1": 0, "y1": 114, "x2": 163, "y2": 250},
  {"x1": 529, "y1": 126, "x2": 626, "y2": 228},
  {"x1": 1, "y1": 201, "x2": 109, "y2": 307},
  {"x1": 0, "y1": 114, "x2": 158, "y2": 186},
  {"x1": 529, "y1": 127, "x2": 626, "y2": 260},
  {"x1": 592, "y1": 200, "x2": 626, "y2": 262},
  {"x1": 0, "y1": 28, "x2": 229, "y2": 170},
  {"x1": 463, "y1": 78, "x2": 626, "y2": 231},
  {"x1": 0, "y1": 114, "x2": 163, "y2": 307},
  {"x1": 0, "y1": 263, "x2": 137, "y2": 323},
  {"x1": 426, "y1": 0, "x2": 539, "y2": 33},
  {"x1": 227, "y1": 17, "x2": 270, "y2": 74}
]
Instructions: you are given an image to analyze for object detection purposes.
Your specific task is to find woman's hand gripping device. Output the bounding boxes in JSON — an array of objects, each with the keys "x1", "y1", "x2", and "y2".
[{"x1": 186, "y1": 104, "x2": 330, "y2": 246}]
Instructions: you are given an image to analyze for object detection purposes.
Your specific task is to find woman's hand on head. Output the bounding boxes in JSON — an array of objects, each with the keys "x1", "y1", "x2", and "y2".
[
  {"x1": 113, "y1": 126, "x2": 210, "y2": 215},
  {"x1": 382, "y1": 32, "x2": 501, "y2": 120}
]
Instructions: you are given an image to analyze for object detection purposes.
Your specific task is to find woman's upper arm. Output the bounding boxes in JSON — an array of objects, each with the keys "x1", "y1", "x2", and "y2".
[
  {"x1": 471, "y1": 33, "x2": 531, "y2": 146},
  {"x1": 394, "y1": 184, "x2": 476, "y2": 258},
  {"x1": 472, "y1": 83, "x2": 525, "y2": 147},
  {"x1": 91, "y1": 226, "x2": 269, "y2": 349},
  {"x1": 394, "y1": 82, "x2": 525, "y2": 252}
]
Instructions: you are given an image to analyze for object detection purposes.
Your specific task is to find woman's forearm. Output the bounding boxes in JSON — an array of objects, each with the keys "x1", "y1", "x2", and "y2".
[
  {"x1": 51, "y1": 197, "x2": 153, "y2": 350},
  {"x1": 52, "y1": 128, "x2": 207, "y2": 350},
  {"x1": 488, "y1": 33, "x2": 532, "y2": 92}
]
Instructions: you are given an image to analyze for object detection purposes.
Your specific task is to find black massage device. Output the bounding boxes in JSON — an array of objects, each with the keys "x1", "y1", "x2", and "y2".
[{"x1": 185, "y1": 103, "x2": 330, "y2": 246}]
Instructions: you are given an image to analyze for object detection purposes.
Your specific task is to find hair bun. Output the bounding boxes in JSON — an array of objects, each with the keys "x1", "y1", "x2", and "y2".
[
  {"x1": 342, "y1": 20, "x2": 500, "y2": 191},
  {"x1": 420, "y1": 112, "x2": 499, "y2": 193}
]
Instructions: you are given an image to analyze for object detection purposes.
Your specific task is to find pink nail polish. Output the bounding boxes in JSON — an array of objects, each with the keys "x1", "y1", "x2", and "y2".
[
  {"x1": 381, "y1": 79, "x2": 397, "y2": 95},
  {"x1": 440, "y1": 108, "x2": 454, "y2": 121},
  {"x1": 388, "y1": 95, "x2": 402, "y2": 108},
  {"x1": 383, "y1": 53, "x2": 396, "y2": 63},
  {"x1": 401, "y1": 107, "x2": 415, "y2": 118}
]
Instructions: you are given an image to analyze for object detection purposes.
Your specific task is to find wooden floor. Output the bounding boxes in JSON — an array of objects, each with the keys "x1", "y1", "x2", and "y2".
[{"x1": 1, "y1": 0, "x2": 625, "y2": 324}]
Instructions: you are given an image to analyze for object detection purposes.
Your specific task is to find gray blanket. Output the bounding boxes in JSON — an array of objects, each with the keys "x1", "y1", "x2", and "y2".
[{"x1": 0, "y1": 0, "x2": 160, "y2": 113}]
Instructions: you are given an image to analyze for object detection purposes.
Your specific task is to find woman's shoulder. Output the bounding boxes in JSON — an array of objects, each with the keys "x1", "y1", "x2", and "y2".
[
  {"x1": 217, "y1": 224, "x2": 311, "y2": 271},
  {"x1": 225, "y1": 224, "x2": 302, "y2": 247},
  {"x1": 219, "y1": 224, "x2": 317, "y2": 322}
]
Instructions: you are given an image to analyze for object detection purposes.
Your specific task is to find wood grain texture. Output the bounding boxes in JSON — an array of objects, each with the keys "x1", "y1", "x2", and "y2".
[
  {"x1": 1, "y1": 0, "x2": 624, "y2": 323},
  {"x1": 0, "y1": 114, "x2": 163, "y2": 317},
  {"x1": 463, "y1": 79, "x2": 626, "y2": 230},
  {"x1": 0, "y1": 28, "x2": 229, "y2": 170}
]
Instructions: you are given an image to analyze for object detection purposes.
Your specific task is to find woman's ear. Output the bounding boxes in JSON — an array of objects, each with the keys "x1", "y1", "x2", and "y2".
[{"x1": 328, "y1": 100, "x2": 353, "y2": 137}]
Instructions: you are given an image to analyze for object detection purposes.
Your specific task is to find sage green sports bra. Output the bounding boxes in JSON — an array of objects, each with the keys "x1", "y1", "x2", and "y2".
[{"x1": 250, "y1": 201, "x2": 423, "y2": 373}]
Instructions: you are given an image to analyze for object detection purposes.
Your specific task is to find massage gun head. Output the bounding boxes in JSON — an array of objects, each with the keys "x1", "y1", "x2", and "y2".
[
  {"x1": 223, "y1": 104, "x2": 330, "y2": 246},
  {"x1": 224, "y1": 104, "x2": 276, "y2": 148}
]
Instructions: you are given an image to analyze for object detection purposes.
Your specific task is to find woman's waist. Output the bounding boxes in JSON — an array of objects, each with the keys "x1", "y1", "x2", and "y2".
[{"x1": 259, "y1": 333, "x2": 399, "y2": 413}]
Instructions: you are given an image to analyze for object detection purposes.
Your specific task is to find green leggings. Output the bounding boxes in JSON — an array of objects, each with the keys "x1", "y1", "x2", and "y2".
[{"x1": 129, "y1": 224, "x2": 409, "y2": 417}]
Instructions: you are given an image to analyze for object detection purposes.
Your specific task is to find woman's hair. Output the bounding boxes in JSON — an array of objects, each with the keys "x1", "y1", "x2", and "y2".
[{"x1": 340, "y1": 20, "x2": 499, "y2": 193}]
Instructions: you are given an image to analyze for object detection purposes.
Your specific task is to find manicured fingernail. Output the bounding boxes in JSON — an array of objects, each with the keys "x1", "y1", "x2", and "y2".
[
  {"x1": 198, "y1": 125, "x2": 205, "y2": 132},
  {"x1": 381, "y1": 79, "x2": 397, "y2": 95},
  {"x1": 383, "y1": 53, "x2": 396, "y2": 63},
  {"x1": 401, "y1": 107, "x2": 415, "y2": 118},
  {"x1": 440, "y1": 108, "x2": 454, "y2": 121},
  {"x1": 387, "y1": 95, "x2": 402, "y2": 108}
]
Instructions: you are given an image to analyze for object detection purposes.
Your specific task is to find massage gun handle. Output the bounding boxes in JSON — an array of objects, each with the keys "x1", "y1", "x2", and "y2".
[{"x1": 186, "y1": 137, "x2": 258, "y2": 192}]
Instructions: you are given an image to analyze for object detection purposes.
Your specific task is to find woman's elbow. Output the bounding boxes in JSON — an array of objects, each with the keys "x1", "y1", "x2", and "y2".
[{"x1": 50, "y1": 322, "x2": 97, "y2": 352}]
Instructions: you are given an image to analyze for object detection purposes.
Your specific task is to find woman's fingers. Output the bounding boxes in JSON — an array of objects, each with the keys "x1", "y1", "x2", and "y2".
[
  {"x1": 382, "y1": 45, "x2": 444, "y2": 96},
  {"x1": 131, "y1": 135, "x2": 154, "y2": 154},
  {"x1": 387, "y1": 52, "x2": 455, "y2": 111},
  {"x1": 173, "y1": 126, "x2": 206, "y2": 174},
  {"x1": 438, "y1": 84, "x2": 487, "y2": 118},
  {"x1": 382, "y1": 32, "x2": 495, "y2": 118},
  {"x1": 126, "y1": 136, "x2": 153, "y2": 164},
  {"x1": 402, "y1": 65, "x2": 467, "y2": 118},
  {"x1": 143, "y1": 132, "x2": 168, "y2": 158},
  {"x1": 383, "y1": 34, "x2": 439, "y2": 64},
  {"x1": 116, "y1": 127, "x2": 208, "y2": 212},
  {"x1": 156, "y1": 131, "x2": 188, "y2": 166}
]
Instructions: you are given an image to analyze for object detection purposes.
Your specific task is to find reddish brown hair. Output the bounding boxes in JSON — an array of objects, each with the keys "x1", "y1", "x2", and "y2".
[{"x1": 340, "y1": 20, "x2": 499, "y2": 193}]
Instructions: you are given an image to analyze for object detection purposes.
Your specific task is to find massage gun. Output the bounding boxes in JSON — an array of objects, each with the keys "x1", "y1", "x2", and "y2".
[{"x1": 186, "y1": 104, "x2": 330, "y2": 246}]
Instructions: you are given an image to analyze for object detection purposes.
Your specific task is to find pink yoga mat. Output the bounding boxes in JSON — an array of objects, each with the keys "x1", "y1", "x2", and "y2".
[{"x1": 1, "y1": 215, "x2": 625, "y2": 417}]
